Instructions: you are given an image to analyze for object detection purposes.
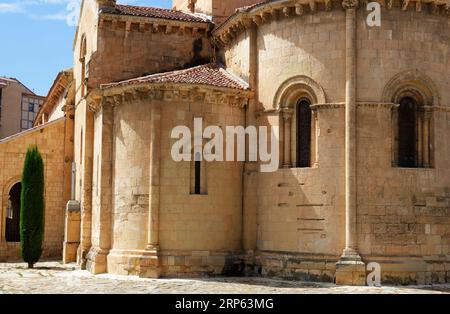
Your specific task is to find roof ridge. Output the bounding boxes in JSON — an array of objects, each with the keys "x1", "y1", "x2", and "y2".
[
  {"x1": 115, "y1": 4, "x2": 178, "y2": 13},
  {"x1": 102, "y1": 3, "x2": 211, "y2": 23}
]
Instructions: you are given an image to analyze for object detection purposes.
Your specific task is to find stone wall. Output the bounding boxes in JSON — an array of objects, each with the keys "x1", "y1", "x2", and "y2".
[
  {"x1": 219, "y1": 5, "x2": 450, "y2": 283},
  {"x1": 103, "y1": 89, "x2": 247, "y2": 277},
  {"x1": 0, "y1": 119, "x2": 67, "y2": 261},
  {"x1": 224, "y1": 30, "x2": 251, "y2": 82},
  {"x1": 257, "y1": 10, "x2": 347, "y2": 107},
  {"x1": 89, "y1": 16, "x2": 211, "y2": 88}
]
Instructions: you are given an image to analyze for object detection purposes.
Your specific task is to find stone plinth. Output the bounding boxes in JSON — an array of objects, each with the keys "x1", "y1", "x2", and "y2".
[{"x1": 63, "y1": 200, "x2": 81, "y2": 264}]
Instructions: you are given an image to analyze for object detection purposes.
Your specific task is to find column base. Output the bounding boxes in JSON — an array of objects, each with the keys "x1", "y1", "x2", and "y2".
[
  {"x1": 86, "y1": 247, "x2": 109, "y2": 274},
  {"x1": 63, "y1": 242, "x2": 79, "y2": 264},
  {"x1": 139, "y1": 245, "x2": 161, "y2": 279},
  {"x1": 335, "y1": 248, "x2": 366, "y2": 286}
]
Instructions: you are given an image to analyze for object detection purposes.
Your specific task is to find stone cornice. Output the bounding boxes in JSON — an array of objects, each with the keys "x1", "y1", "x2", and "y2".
[
  {"x1": 212, "y1": 0, "x2": 450, "y2": 46},
  {"x1": 99, "y1": 13, "x2": 212, "y2": 36},
  {"x1": 311, "y1": 102, "x2": 345, "y2": 109},
  {"x1": 88, "y1": 84, "x2": 252, "y2": 113}
]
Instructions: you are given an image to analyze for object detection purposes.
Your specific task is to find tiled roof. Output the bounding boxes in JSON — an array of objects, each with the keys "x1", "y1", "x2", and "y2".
[
  {"x1": 101, "y1": 63, "x2": 249, "y2": 91},
  {"x1": 101, "y1": 4, "x2": 210, "y2": 23}
]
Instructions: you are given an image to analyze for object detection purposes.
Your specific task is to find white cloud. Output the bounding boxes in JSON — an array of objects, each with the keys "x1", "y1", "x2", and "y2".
[
  {"x1": 0, "y1": 0, "x2": 81, "y2": 25},
  {"x1": 0, "y1": 2, "x2": 23, "y2": 13}
]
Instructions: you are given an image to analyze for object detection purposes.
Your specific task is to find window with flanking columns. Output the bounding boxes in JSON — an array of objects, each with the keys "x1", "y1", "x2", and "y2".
[
  {"x1": 384, "y1": 71, "x2": 438, "y2": 169},
  {"x1": 274, "y1": 76, "x2": 325, "y2": 170},
  {"x1": 392, "y1": 97, "x2": 433, "y2": 168}
]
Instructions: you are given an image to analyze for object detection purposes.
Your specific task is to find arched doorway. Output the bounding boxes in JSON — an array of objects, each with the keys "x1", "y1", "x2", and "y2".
[{"x1": 5, "y1": 182, "x2": 21, "y2": 242}]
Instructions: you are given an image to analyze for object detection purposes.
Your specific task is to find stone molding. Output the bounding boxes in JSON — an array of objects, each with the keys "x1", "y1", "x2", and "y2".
[
  {"x1": 273, "y1": 75, "x2": 327, "y2": 110},
  {"x1": 382, "y1": 69, "x2": 441, "y2": 106},
  {"x1": 88, "y1": 84, "x2": 252, "y2": 113},
  {"x1": 356, "y1": 102, "x2": 398, "y2": 109},
  {"x1": 99, "y1": 14, "x2": 212, "y2": 36},
  {"x1": 256, "y1": 102, "x2": 447, "y2": 115}
]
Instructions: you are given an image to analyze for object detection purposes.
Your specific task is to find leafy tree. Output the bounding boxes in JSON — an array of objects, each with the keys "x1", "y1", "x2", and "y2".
[{"x1": 20, "y1": 146, "x2": 45, "y2": 268}]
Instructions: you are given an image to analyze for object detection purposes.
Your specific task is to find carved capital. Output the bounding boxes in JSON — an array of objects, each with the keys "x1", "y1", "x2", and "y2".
[
  {"x1": 342, "y1": 0, "x2": 359, "y2": 9},
  {"x1": 295, "y1": 3, "x2": 304, "y2": 15},
  {"x1": 282, "y1": 108, "x2": 294, "y2": 121}
]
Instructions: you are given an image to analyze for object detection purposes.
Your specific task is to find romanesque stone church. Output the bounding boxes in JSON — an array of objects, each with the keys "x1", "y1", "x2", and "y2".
[{"x1": 1, "y1": 0, "x2": 449, "y2": 285}]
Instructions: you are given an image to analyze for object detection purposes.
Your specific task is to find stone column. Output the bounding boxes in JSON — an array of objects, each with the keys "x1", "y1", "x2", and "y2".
[
  {"x1": 336, "y1": 0, "x2": 366, "y2": 286},
  {"x1": 78, "y1": 107, "x2": 94, "y2": 269},
  {"x1": 312, "y1": 109, "x2": 319, "y2": 167},
  {"x1": 86, "y1": 102, "x2": 114, "y2": 274},
  {"x1": 417, "y1": 113, "x2": 423, "y2": 166},
  {"x1": 140, "y1": 103, "x2": 162, "y2": 278},
  {"x1": 391, "y1": 104, "x2": 400, "y2": 167},
  {"x1": 243, "y1": 22, "x2": 259, "y2": 255},
  {"x1": 282, "y1": 108, "x2": 293, "y2": 168},
  {"x1": 422, "y1": 108, "x2": 432, "y2": 167}
]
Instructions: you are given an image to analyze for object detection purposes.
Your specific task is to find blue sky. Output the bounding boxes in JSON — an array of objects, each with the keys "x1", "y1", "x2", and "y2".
[{"x1": 0, "y1": 0, "x2": 173, "y2": 96}]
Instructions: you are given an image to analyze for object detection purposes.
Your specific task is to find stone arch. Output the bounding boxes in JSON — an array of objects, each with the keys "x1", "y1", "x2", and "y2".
[
  {"x1": 1, "y1": 175, "x2": 21, "y2": 242},
  {"x1": 382, "y1": 70, "x2": 440, "y2": 106},
  {"x1": 273, "y1": 75, "x2": 327, "y2": 110}
]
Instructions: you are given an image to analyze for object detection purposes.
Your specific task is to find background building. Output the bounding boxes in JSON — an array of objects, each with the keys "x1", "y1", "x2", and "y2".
[
  {"x1": 0, "y1": 70, "x2": 74, "y2": 262},
  {"x1": 0, "y1": 77, "x2": 44, "y2": 139}
]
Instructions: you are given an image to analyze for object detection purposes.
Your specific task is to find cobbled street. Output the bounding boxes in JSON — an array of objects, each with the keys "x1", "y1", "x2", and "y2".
[{"x1": 0, "y1": 261, "x2": 449, "y2": 294}]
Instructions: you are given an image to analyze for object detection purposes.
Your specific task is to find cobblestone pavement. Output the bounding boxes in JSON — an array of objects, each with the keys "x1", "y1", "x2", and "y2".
[{"x1": 0, "y1": 261, "x2": 449, "y2": 294}]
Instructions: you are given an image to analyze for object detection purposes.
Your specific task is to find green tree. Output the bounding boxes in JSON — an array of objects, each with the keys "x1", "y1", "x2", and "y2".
[{"x1": 20, "y1": 146, "x2": 45, "y2": 268}]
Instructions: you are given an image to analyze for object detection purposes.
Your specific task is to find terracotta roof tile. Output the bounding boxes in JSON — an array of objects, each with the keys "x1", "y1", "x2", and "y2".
[
  {"x1": 101, "y1": 63, "x2": 249, "y2": 90},
  {"x1": 101, "y1": 4, "x2": 210, "y2": 23}
]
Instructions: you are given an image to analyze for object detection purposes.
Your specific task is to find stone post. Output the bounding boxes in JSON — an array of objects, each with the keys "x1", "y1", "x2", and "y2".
[
  {"x1": 336, "y1": 0, "x2": 366, "y2": 286},
  {"x1": 140, "y1": 103, "x2": 162, "y2": 278},
  {"x1": 63, "y1": 200, "x2": 81, "y2": 263}
]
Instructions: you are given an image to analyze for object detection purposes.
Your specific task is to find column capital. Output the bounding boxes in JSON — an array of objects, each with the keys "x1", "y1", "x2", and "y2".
[
  {"x1": 281, "y1": 108, "x2": 294, "y2": 121},
  {"x1": 342, "y1": 0, "x2": 359, "y2": 9}
]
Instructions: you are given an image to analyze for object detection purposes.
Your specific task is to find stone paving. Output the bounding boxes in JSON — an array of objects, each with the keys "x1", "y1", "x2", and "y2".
[{"x1": 0, "y1": 261, "x2": 449, "y2": 294}]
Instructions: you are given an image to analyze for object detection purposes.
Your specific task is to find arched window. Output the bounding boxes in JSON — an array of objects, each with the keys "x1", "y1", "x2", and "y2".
[
  {"x1": 296, "y1": 99, "x2": 312, "y2": 168},
  {"x1": 191, "y1": 148, "x2": 207, "y2": 195},
  {"x1": 394, "y1": 96, "x2": 432, "y2": 168},
  {"x1": 398, "y1": 97, "x2": 417, "y2": 167},
  {"x1": 5, "y1": 182, "x2": 21, "y2": 242},
  {"x1": 383, "y1": 71, "x2": 437, "y2": 169},
  {"x1": 275, "y1": 76, "x2": 325, "y2": 169}
]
